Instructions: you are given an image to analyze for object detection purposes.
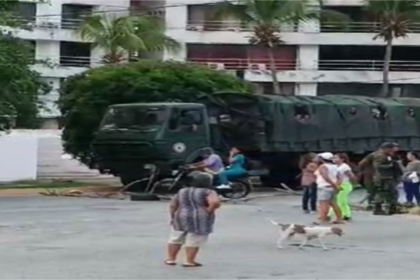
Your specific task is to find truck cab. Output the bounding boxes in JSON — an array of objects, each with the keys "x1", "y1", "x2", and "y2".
[{"x1": 93, "y1": 102, "x2": 210, "y2": 184}]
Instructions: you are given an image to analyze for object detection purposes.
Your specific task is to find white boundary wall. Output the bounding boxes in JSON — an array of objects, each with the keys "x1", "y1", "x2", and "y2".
[{"x1": 0, "y1": 130, "x2": 102, "y2": 182}]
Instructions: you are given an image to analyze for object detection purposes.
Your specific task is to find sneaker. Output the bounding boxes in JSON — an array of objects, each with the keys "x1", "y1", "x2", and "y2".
[
  {"x1": 303, "y1": 210, "x2": 310, "y2": 214},
  {"x1": 216, "y1": 184, "x2": 232, "y2": 190}
]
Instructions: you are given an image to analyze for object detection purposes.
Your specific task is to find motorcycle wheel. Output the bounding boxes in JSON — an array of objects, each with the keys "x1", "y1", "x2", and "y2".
[{"x1": 220, "y1": 179, "x2": 252, "y2": 199}]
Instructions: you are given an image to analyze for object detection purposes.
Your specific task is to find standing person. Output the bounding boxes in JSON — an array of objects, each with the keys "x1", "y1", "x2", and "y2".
[
  {"x1": 402, "y1": 151, "x2": 420, "y2": 206},
  {"x1": 328, "y1": 153, "x2": 356, "y2": 221},
  {"x1": 372, "y1": 142, "x2": 400, "y2": 215},
  {"x1": 165, "y1": 172, "x2": 221, "y2": 267},
  {"x1": 314, "y1": 152, "x2": 343, "y2": 224},
  {"x1": 299, "y1": 153, "x2": 318, "y2": 214},
  {"x1": 216, "y1": 147, "x2": 247, "y2": 189},
  {"x1": 358, "y1": 149, "x2": 380, "y2": 210}
]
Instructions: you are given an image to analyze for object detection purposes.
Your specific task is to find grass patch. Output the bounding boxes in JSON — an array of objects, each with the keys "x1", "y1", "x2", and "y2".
[{"x1": 0, "y1": 180, "x2": 110, "y2": 190}]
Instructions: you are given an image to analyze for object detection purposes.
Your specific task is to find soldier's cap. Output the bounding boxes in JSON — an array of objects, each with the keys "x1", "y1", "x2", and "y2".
[{"x1": 381, "y1": 142, "x2": 399, "y2": 148}]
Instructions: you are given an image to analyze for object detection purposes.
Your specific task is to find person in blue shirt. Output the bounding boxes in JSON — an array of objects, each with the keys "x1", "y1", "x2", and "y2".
[{"x1": 216, "y1": 147, "x2": 247, "y2": 189}]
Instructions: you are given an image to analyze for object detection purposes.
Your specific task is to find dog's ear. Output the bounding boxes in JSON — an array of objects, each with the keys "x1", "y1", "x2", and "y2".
[{"x1": 331, "y1": 227, "x2": 343, "y2": 236}]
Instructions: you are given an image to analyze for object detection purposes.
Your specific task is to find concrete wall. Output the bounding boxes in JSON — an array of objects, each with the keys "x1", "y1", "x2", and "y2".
[{"x1": 0, "y1": 130, "x2": 104, "y2": 182}]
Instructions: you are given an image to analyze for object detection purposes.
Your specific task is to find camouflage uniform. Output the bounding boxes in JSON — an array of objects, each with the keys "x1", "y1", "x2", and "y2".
[
  {"x1": 372, "y1": 151, "x2": 399, "y2": 215},
  {"x1": 359, "y1": 151, "x2": 380, "y2": 210}
]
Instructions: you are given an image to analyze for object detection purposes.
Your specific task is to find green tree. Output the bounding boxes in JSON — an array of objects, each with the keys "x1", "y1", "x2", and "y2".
[
  {"x1": 58, "y1": 60, "x2": 251, "y2": 165},
  {"x1": 364, "y1": 0, "x2": 420, "y2": 97},
  {"x1": 0, "y1": 0, "x2": 50, "y2": 128},
  {"x1": 76, "y1": 14, "x2": 180, "y2": 64},
  {"x1": 213, "y1": 0, "x2": 349, "y2": 94}
]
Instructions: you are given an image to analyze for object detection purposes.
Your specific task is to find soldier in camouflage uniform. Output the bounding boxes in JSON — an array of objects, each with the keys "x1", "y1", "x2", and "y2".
[
  {"x1": 358, "y1": 150, "x2": 380, "y2": 210},
  {"x1": 371, "y1": 142, "x2": 400, "y2": 215}
]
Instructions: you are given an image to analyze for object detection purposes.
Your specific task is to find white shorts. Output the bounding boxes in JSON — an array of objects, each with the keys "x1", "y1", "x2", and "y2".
[
  {"x1": 317, "y1": 187, "x2": 335, "y2": 201},
  {"x1": 168, "y1": 229, "x2": 208, "y2": 248}
]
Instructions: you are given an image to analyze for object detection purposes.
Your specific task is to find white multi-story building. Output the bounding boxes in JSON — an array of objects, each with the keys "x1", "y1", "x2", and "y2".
[
  {"x1": 13, "y1": 0, "x2": 130, "y2": 127},
  {"x1": 135, "y1": 0, "x2": 420, "y2": 97}
]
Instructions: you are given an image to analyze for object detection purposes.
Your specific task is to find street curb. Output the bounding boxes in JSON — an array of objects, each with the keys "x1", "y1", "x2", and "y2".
[{"x1": 0, "y1": 186, "x2": 121, "y2": 197}]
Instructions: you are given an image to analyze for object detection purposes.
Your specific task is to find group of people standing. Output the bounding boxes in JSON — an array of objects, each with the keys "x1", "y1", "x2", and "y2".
[
  {"x1": 301, "y1": 142, "x2": 420, "y2": 218},
  {"x1": 300, "y1": 152, "x2": 356, "y2": 224},
  {"x1": 163, "y1": 142, "x2": 420, "y2": 267},
  {"x1": 360, "y1": 142, "x2": 420, "y2": 214}
]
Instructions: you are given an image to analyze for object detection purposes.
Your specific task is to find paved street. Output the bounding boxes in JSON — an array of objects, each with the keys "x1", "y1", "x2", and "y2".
[{"x1": 0, "y1": 192, "x2": 418, "y2": 279}]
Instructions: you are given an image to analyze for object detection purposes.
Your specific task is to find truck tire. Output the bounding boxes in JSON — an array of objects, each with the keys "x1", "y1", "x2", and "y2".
[{"x1": 129, "y1": 193, "x2": 160, "y2": 201}]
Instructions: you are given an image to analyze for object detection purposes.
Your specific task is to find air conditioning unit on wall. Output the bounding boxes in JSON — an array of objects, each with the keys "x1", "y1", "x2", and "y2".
[
  {"x1": 248, "y1": 63, "x2": 267, "y2": 71},
  {"x1": 207, "y1": 63, "x2": 225, "y2": 70}
]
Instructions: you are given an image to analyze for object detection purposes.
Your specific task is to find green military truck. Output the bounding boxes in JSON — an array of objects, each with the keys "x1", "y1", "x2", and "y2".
[{"x1": 92, "y1": 93, "x2": 420, "y2": 189}]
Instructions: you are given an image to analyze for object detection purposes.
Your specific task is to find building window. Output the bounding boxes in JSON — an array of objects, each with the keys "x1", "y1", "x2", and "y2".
[
  {"x1": 61, "y1": 4, "x2": 93, "y2": 29},
  {"x1": 25, "y1": 40, "x2": 36, "y2": 64},
  {"x1": 16, "y1": 2, "x2": 37, "y2": 25},
  {"x1": 60, "y1": 41, "x2": 91, "y2": 67}
]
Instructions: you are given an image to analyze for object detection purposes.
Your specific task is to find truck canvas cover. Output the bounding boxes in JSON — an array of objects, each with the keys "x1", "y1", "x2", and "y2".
[{"x1": 259, "y1": 95, "x2": 420, "y2": 152}]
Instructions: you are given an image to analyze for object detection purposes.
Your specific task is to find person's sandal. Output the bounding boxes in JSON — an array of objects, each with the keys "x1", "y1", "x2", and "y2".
[
  {"x1": 182, "y1": 262, "x2": 203, "y2": 267},
  {"x1": 164, "y1": 260, "x2": 177, "y2": 266},
  {"x1": 331, "y1": 220, "x2": 345, "y2": 224}
]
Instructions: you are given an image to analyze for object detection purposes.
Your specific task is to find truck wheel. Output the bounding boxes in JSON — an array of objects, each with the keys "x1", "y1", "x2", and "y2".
[{"x1": 130, "y1": 193, "x2": 160, "y2": 201}]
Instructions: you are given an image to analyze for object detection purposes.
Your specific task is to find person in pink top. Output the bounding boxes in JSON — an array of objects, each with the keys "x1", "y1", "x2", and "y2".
[{"x1": 299, "y1": 153, "x2": 318, "y2": 213}]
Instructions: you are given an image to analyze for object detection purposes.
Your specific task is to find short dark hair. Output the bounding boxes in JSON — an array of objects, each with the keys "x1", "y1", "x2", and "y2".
[{"x1": 201, "y1": 147, "x2": 214, "y2": 156}]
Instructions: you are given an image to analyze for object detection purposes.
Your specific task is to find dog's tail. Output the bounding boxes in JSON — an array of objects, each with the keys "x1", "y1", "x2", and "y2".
[{"x1": 266, "y1": 218, "x2": 283, "y2": 226}]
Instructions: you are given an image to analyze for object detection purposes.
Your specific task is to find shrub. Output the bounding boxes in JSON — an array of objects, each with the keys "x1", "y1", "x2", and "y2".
[{"x1": 58, "y1": 60, "x2": 251, "y2": 165}]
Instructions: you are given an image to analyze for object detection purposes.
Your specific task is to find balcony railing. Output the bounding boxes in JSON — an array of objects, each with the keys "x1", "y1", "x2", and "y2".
[
  {"x1": 186, "y1": 21, "x2": 298, "y2": 32},
  {"x1": 321, "y1": 22, "x2": 420, "y2": 33},
  {"x1": 187, "y1": 58, "x2": 420, "y2": 72},
  {"x1": 318, "y1": 60, "x2": 420, "y2": 71},
  {"x1": 187, "y1": 58, "x2": 297, "y2": 70},
  {"x1": 185, "y1": 20, "x2": 420, "y2": 34},
  {"x1": 59, "y1": 56, "x2": 92, "y2": 67},
  {"x1": 14, "y1": 18, "x2": 84, "y2": 30}
]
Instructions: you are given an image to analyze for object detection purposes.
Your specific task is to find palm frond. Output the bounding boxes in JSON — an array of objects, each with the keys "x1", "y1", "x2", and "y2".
[
  {"x1": 76, "y1": 15, "x2": 112, "y2": 49},
  {"x1": 74, "y1": 14, "x2": 180, "y2": 62},
  {"x1": 364, "y1": 0, "x2": 420, "y2": 40}
]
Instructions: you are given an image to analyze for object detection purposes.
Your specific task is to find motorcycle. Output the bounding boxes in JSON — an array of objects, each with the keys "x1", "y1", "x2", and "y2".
[
  {"x1": 124, "y1": 165, "x2": 252, "y2": 199},
  {"x1": 168, "y1": 166, "x2": 253, "y2": 199}
]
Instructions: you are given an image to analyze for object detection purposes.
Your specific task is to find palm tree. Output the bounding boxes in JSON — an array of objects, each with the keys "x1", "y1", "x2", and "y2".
[
  {"x1": 364, "y1": 0, "x2": 420, "y2": 97},
  {"x1": 213, "y1": 0, "x2": 349, "y2": 94},
  {"x1": 76, "y1": 14, "x2": 180, "y2": 64}
]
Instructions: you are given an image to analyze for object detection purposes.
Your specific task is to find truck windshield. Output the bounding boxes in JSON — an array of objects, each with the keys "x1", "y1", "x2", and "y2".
[{"x1": 100, "y1": 106, "x2": 166, "y2": 131}]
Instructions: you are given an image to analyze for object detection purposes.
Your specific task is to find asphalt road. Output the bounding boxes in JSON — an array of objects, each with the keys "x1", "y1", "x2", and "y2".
[{"x1": 0, "y1": 191, "x2": 418, "y2": 279}]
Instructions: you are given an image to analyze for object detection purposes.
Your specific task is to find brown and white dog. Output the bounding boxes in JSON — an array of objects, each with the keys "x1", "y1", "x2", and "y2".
[{"x1": 267, "y1": 218, "x2": 344, "y2": 250}]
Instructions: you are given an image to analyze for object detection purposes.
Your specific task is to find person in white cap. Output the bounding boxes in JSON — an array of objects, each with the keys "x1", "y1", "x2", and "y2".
[{"x1": 314, "y1": 152, "x2": 344, "y2": 224}]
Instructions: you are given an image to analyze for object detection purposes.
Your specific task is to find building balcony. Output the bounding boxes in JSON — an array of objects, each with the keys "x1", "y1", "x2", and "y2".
[
  {"x1": 169, "y1": 21, "x2": 420, "y2": 46},
  {"x1": 187, "y1": 58, "x2": 420, "y2": 84},
  {"x1": 188, "y1": 58, "x2": 296, "y2": 71},
  {"x1": 321, "y1": 22, "x2": 420, "y2": 33},
  {"x1": 31, "y1": 56, "x2": 104, "y2": 78},
  {"x1": 4, "y1": 18, "x2": 87, "y2": 42}
]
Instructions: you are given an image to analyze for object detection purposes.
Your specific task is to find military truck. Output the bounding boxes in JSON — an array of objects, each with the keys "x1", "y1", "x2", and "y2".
[{"x1": 92, "y1": 93, "x2": 420, "y2": 189}]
